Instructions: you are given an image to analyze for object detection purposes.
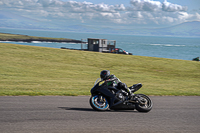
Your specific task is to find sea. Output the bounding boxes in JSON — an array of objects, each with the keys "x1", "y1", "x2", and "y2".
[{"x1": 0, "y1": 28, "x2": 200, "y2": 61}]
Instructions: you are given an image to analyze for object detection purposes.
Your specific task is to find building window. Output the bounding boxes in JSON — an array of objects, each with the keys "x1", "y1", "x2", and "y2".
[{"x1": 93, "y1": 40, "x2": 99, "y2": 44}]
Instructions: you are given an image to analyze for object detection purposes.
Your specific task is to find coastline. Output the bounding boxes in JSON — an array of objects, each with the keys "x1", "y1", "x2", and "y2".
[
  {"x1": 0, "y1": 29, "x2": 199, "y2": 61},
  {"x1": 0, "y1": 32, "x2": 83, "y2": 43}
]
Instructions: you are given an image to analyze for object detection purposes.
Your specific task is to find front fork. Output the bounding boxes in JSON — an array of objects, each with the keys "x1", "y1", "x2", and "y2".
[{"x1": 98, "y1": 95, "x2": 106, "y2": 103}]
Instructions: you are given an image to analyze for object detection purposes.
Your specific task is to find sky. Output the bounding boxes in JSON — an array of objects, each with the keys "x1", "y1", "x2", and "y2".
[{"x1": 0, "y1": 0, "x2": 200, "y2": 30}]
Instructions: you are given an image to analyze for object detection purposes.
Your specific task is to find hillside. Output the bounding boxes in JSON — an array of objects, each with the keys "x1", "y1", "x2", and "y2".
[
  {"x1": 149, "y1": 21, "x2": 200, "y2": 37},
  {"x1": 0, "y1": 33, "x2": 82, "y2": 43},
  {"x1": 0, "y1": 43, "x2": 199, "y2": 96}
]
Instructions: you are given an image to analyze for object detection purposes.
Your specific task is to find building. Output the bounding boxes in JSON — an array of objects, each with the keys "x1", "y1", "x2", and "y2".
[{"x1": 87, "y1": 38, "x2": 116, "y2": 52}]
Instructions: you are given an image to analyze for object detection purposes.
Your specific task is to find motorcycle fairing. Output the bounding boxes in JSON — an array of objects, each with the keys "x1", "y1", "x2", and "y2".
[{"x1": 92, "y1": 85, "x2": 125, "y2": 108}]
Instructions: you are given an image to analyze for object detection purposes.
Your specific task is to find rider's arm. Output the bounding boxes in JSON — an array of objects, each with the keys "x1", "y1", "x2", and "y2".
[{"x1": 105, "y1": 75, "x2": 119, "y2": 86}]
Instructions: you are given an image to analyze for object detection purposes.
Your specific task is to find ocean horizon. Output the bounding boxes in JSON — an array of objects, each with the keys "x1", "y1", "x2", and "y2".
[{"x1": 0, "y1": 28, "x2": 200, "y2": 61}]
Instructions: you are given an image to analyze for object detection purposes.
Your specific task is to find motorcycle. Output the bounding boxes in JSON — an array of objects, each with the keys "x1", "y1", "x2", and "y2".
[{"x1": 89, "y1": 78, "x2": 153, "y2": 112}]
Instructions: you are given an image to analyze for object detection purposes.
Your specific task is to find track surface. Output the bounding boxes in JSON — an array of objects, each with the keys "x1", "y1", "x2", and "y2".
[{"x1": 0, "y1": 96, "x2": 200, "y2": 133}]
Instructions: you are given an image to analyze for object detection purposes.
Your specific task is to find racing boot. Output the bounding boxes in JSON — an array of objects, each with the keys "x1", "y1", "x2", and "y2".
[{"x1": 127, "y1": 88, "x2": 135, "y2": 100}]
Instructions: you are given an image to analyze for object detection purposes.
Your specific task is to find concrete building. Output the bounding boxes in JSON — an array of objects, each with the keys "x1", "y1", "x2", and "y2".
[{"x1": 87, "y1": 38, "x2": 116, "y2": 52}]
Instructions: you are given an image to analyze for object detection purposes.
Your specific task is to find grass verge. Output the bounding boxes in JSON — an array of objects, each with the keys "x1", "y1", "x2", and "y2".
[
  {"x1": 0, "y1": 43, "x2": 199, "y2": 96},
  {"x1": 0, "y1": 33, "x2": 81, "y2": 42}
]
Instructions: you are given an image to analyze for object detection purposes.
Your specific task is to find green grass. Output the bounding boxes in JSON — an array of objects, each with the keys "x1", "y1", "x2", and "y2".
[
  {"x1": 0, "y1": 43, "x2": 199, "y2": 96},
  {"x1": 0, "y1": 33, "x2": 76, "y2": 42}
]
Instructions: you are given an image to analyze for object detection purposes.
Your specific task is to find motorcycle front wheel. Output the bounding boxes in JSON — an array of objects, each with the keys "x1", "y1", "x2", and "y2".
[
  {"x1": 135, "y1": 94, "x2": 153, "y2": 112},
  {"x1": 90, "y1": 95, "x2": 109, "y2": 111}
]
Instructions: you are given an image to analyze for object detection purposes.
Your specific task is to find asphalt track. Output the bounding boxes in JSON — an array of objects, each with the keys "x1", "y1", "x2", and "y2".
[{"x1": 0, "y1": 96, "x2": 200, "y2": 133}]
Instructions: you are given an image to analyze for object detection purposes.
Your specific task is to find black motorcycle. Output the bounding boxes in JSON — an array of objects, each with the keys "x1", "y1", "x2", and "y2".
[{"x1": 89, "y1": 78, "x2": 153, "y2": 112}]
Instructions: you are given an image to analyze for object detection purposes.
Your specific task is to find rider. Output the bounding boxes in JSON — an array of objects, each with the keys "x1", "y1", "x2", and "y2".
[
  {"x1": 192, "y1": 57, "x2": 199, "y2": 61},
  {"x1": 100, "y1": 70, "x2": 133, "y2": 98}
]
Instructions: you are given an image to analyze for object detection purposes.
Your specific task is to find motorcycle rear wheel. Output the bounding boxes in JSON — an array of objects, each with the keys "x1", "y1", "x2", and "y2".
[
  {"x1": 135, "y1": 94, "x2": 153, "y2": 112},
  {"x1": 90, "y1": 95, "x2": 109, "y2": 111}
]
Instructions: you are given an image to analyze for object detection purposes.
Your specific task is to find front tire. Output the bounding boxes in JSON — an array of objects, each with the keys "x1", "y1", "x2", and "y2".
[
  {"x1": 90, "y1": 95, "x2": 109, "y2": 111},
  {"x1": 135, "y1": 94, "x2": 153, "y2": 112}
]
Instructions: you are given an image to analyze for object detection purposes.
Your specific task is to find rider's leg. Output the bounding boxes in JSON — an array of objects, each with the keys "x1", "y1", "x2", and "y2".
[{"x1": 118, "y1": 82, "x2": 133, "y2": 96}]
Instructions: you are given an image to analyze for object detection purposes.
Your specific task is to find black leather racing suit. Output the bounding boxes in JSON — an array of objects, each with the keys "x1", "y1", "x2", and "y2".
[{"x1": 104, "y1": 74, "x2": 131, "y2": 95}]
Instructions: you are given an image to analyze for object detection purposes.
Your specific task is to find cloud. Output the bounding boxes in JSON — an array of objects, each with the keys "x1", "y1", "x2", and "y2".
[
  {"x1": 162, "y1": 0, "x2": 188, "y2": 12},
  {"x1": 0, "y1": 0, "x2": 199, "y2": 28},
  {"x1": 129, "y1": 0, "x2": 187, "y2": 12},
  {"x1": 129, "y1": 0, "x2": 162, "y2": 11}
]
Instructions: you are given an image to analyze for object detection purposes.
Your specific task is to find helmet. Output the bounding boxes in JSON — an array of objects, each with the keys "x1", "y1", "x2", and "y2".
[{"x1": 100, "y1": 70, "x2": 110, "y2": 80}]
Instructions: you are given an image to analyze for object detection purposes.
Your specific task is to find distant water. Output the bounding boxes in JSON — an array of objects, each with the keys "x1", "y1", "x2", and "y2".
[{"x1": 0, "y1": 28, "x2": 200, "y2": 60}]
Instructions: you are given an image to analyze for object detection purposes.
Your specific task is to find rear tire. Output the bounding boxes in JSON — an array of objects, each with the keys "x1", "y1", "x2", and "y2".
[
  {"x1": 135, "y1": 94, "x2": 153, "y2": 112},
  {"x1": 90, "y1": 95, "x2": 109, "y2": 111}
]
